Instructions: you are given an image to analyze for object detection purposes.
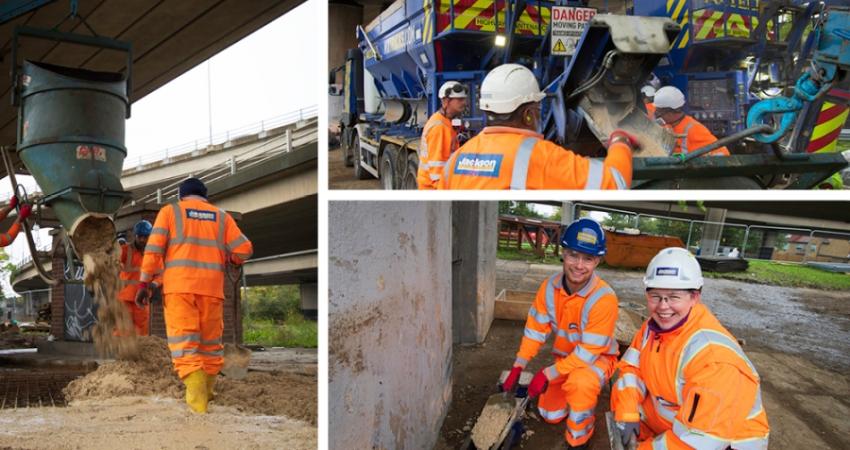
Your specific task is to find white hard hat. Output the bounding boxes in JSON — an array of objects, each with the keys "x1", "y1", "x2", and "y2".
[
  {"x1": 479, "y1": 64, "x2": 545, "y2": 114},
  {"x1": 439, "y1": 81, "x2": 468, "y2": 99},
  {"x1": 641, "y1": 85, "x2": 656, "y2": 97},
  {"x1": 643, "y1": 247, "x2": 704, "y2": 290},
  {"x1": 653, "y1": 86, "x2": 686, "y2": 109}
]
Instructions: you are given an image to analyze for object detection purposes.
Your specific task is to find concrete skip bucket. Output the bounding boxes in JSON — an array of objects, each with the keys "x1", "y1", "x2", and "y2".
[{"x1": 16, "y1": 60, "x2": 130, "y2": 242}]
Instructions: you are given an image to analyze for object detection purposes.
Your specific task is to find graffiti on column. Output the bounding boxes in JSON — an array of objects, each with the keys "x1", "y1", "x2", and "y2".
[{"x1": 63, "y1": 260, "x2": 96, "y2": 341}]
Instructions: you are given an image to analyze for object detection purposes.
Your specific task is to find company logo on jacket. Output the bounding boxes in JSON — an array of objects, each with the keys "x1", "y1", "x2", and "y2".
[
  {"x1": 186, "y1": 209, "x2": 217, "y2": 222},
  {"x1": 453, "y1": 153, "x2": 503, "y2": 177}
]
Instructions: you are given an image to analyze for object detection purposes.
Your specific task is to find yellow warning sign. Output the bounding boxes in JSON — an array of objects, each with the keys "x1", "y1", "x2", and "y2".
[{"x1": 553, "y1": 39, "x2": 567, "y2": 53}]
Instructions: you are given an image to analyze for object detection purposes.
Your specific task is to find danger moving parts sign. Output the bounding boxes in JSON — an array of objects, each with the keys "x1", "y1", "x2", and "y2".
[{"x1": 551, "y1": 6, "x2": 596, "y2": 56}]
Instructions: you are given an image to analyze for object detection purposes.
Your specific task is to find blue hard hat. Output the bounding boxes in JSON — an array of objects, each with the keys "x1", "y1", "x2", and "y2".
[
  {"x1": 560, "y1": 218, "x2": 606, "y2": 256},
  {"x1": 134, "y1": 220, "x2": 153, "y2": 237}
]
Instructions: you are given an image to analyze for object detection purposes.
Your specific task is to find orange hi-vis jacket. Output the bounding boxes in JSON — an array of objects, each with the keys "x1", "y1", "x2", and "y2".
[
  {"x1": 140, "y1": 198, "x2": 253, "y2": 299},
  {"x1": 612, "y1": 303, "x2": 769, "y2": 450},
  {"x1": 0, "y1": 220, "x2": 21, "y2": 246},
  {"x1": 118, "y1": 242, "x2": 144, "y2": 302},
  {"x1": 516, "y1": 272, "x2": 620, "y2": 379},
  {"x1": 646, "y1": 103, "x2": 656, "y2": 119},
  {"x1": 417, "y1": 111, "x2": 458, "y2": 190},
  {"x1": 665, "y1": 115, "x2": 730, "y2": 157},
  {"x1": 438, "y1": 126, "x2": 632, "y2": 190}
]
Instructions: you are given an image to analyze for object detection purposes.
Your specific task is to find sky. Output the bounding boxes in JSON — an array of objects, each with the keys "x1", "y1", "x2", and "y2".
[{"x1": 1, "y1": 0, "x2": 320, "y2": 292}]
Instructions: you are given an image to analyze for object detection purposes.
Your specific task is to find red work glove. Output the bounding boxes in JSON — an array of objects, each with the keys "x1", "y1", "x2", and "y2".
[
  {"x1": 607, "y1": 129, "x2": 641, "y2": 151},
  {"x1": 135, "y1": 282, "x2": 151, "y2": 308},
  {"x1": 8, "y1": 195, "x2": 18, "y2": 209},
  {"x1": 18, "y1": 204, "x2": 32, "y2": 221},
  {"x1": 527, "y1": 368, "x2": 551, "y2": 399},
  {"x1": 500, "y1": 366, "x2": 523, "y2": 393}
]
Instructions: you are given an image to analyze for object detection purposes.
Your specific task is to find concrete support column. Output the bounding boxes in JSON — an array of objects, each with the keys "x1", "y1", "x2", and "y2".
[
  {"x1": 759, "y1": 230, "x2": 779, "y2": 259},
  {"x1": 561, "y1": 201, "x2": 575, "y2": 225},
  {"x1": 300, "y1": 282, "x2": 317, "y2": 320},
  {"x1": 452, "y1": 201, "x2": 498, "y2": 345},
  {"x1": 700, "y1": 208, "x2": 727, "y2": 256},
  {"x1": 329, "y1": 202, "x2": 452, "y2": 450}
]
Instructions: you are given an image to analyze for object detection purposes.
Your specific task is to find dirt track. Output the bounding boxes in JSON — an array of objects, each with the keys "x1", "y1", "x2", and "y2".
[
  {"x1": 328, "y1": 146, "x2": 380, "y2": 190},
  {"x1": 436, "y1": 260, "x2": 850, "y2": 449}
]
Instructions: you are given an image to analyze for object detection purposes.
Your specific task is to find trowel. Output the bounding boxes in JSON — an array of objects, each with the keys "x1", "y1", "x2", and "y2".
[
  {"x1": 605, "y1": 411, "x2": 638, "y2": 450},
  {"x1": 464, "y1": 370, "x2": 533, "y2": 450}
]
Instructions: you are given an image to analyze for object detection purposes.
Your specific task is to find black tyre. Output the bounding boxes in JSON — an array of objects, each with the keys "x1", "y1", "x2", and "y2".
[
  {"x1": 353, "y1": 133, "x2": 370, "y2": 180},
  {"x1": 342, "y1": 128, "x2": 354, "y2": 167},
  {"x1": 380, "y1": 146, "x2": 398, "y2": 190},
  {"x1": 402, "y1": 151, "x2": 419, "y2": 190}
]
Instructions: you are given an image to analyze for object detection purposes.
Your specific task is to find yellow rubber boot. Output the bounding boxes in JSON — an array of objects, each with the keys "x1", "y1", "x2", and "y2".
[
  {"x1": 206, "y1": 373, "x2": 217, "y2": 401},
  {"x1": 183, "y1": 370, "x2": 208, "y2": 414}
]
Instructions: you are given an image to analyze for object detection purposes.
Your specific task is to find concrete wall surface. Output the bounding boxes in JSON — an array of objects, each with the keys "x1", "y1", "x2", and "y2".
[
  {"x1": 329, "y1": 201, "x2": 452, "y2": 450},
  {"x1": 452, "y1": 202, "x2": 498, "y2": 344}
]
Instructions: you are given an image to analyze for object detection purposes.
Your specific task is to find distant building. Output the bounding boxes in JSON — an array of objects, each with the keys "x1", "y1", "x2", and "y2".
[{"x1": 772, "y1": 235, "x2": 850, "y2": 263}]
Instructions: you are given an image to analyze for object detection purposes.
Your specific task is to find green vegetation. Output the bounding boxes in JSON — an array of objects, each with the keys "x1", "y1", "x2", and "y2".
[
  {"x1": 704, "y1": 259, "x2": 850, "y2": 291},
  {"x1": 498, "y1": 247, "x2": 561, "y2": 265},
  {"x1": 242, "y1": 285, "x2": 317, "y2": 348}
]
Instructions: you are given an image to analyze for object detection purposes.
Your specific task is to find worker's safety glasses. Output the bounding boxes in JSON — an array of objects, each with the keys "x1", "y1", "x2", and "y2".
[
  {"x1": 646, "y1": 291, "x2": 692, "y2": 306},
  {"x1": 444, "y1": 83, "x2": 467, "y2": 97}
]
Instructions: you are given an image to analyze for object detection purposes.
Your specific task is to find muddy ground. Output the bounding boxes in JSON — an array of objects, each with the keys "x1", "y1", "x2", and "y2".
[
  {"x1": 0, "y1": 346, "x2": 318, "y2": 449},
  {"x1": 328, "y1": 145, "x2": 380, "y2": 190},
  {"x1": 436, "y1": 260, "x2": 850, "y2": 449}
]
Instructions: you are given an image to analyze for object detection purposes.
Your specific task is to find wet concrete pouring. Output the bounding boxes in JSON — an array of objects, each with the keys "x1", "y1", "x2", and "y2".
[{"x1": 437, "y1": 259, "x2": 850, "y2": 450}]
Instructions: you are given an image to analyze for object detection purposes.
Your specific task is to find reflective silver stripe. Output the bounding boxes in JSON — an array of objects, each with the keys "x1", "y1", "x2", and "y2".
[
  {"x1": 682, "y1": 123, "x2": 695, "y2": 154},
  {"x1": 568, "y1": 408, "x2": 593, "y2": 425},
  {"x1": 747, "y1": 388, "x2": 764, "y2": 419},
  {"x1": 544, "y1": 365, "x2": 560, "y2": 380},
  {"x1": 610, "y1": 167, "x2": 629, "y2": 189},
  {"x1": 608, "y1": 339, "x2": 619, "y2": 354},
  {"x1": 429, "y1": 173, "x2": 441, "y2": 181},
  {"x1": 180, "y1": 236, "x2": 224, "y2": 248},
  {"x1": 676, "y1": 329, "x2": 758, "y2": 404},
  {"x1": 225, "y1": 235, "x2": 249, "y2": 251},
  {"x1": 168, "y1": 334, "x2": 200, "y2": 344},
  {"x1": 528, "y1": 307, "x2": 549, "y2": 324},
  {"x1": 430, "y1": 160, "x2": 446, "y2": 168},
  {"x1": 580, "y1": 286, "x2": 614, "y2": 331},
  {"x1": 538, "y1": 406, "x2": 568, "y2": 421},
  {"x1": 584, "y1": 159, "x2": 604, "y2": 189},
  {"x1": 150, "y1": 227, "x2": 168, "y2": 236},
  {"x1": 509, "y1": 136, "x2": 538, "y2": 190},
  {"x1": 574, "y1": 345, "x2": 598, "y2": 365},
  {"x1": 672, "y1": 419, "x2": 730, "y2": 450},
  {"x1": 554, "y1": 328, "x2": 579, "y2": 343},
  {"x1": 524, "y1": 327, "x2": 548, "y2": 342},
  {"x1": 173, "y1": 203, "x2": 184, "y2": 241},
  {"x1": 651, "y1": 433, "x2": 669, "y2": 450},
  {"x1": 590, "y1": 363, "x2": 605, "y2": 388},
  {"x1": 232, "y1": 252, "x2": 252, "y2": 260},
  {"x1": 568, "y1": 423, "x2": 593, "y2": 439},
  {"x1": 515, "y1": 357, "x2": 528, "y2": 367},
  {"x1": 552, "y1": 348, "x2": 568, "y2": 357},
  {"x1": 145, "y1": 244, "x2": 165, "y2": 254},
  {"x1": 200, "y1": 338, "x2": 222, "y2": 346},
  {"x1": 640, "y1": 327, "x2": 652, "y2": 350},
  {"x1": 617, "y1": 373, "x2": 646, "y2": 397},
  {"x1": 582, "y1": 332, "x2": 611, "y2": 347},
  {"x1": 623, "y1": 347, "x2": 641, "y2": 367},
  {"x1": 576, "y1": 274, "x2": 597, "y2": 297},
  {"x1": 545, "y1": 273, "x2": 559, "y2": 326},
  {"x1": 164, "y1": 260, "x2": 225, "y2": 271},
  {"x1": 171, "y1": 348, "x2": 198, "y2": 358},
  {"x1": 443, "y1": 153, "x2": 454, "y2": 183},
  {"x1": 654, "y1": 396, "x2": 677, "y2": 422},
  {"x1": 199, "y1": 350, "x2": 224, "y2": 357},
  {"x1": 731, "y1": 436, "x2": 770, "y2": 450},
  {"x1": 217, "y1": 209, "x2": 226, "y2": 251}
]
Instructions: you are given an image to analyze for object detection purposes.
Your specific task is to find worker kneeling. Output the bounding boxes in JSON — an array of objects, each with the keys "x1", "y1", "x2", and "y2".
[
  {"x1": 438, "y1": 64, "x2": 636, "y2": 190},
  {"x1": 654, "y1": 86, "x2": 730, "y2": 157},
  {"x1": 136, "y1": 178, "x2": 253, "y2": 414},
  {"x1": 501, "y1": 219, "x2": 619, "y2": 449},
  {"x1": 610, "y1": 248, "x2": 769, "y2": 449}
]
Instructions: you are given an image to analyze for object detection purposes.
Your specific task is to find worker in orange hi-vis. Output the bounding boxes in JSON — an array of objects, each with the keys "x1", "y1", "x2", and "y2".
[
  {"x1": 641, "y1": 85, "x2": 656, "y2": 119},
  {"x1": 500, "y1": 218, "x2": 619, "y2": 450},
  {"x1": 117, "y1": 220, "x2": 154, "y2": 336},
  {"x1": 135, "y1": 177, "x2": 253, "y2": 414},
  {"x1": 0, "y1": 195, "x2": 32, "y2": 246},
  {"x1": 416, "y1": 80, "x2": 467, "y2": 189},
  {"x1": 654, "y1": 86, "x2": 731, "y2": 157},
  {"x1": 610, "y1": 248, "x2": 769, "y2": 450},
  {"x1": 438, "y1": 63, "x2": 636, "y2": 190}
]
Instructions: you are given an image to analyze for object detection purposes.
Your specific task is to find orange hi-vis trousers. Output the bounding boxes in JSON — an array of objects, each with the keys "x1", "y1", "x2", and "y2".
[
  {"x1": 164, "y1": 293, "x2": 224, "y2": 379},
  {"x1": 121, "y1": 300, "x2": 149, "y2": 336}
]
